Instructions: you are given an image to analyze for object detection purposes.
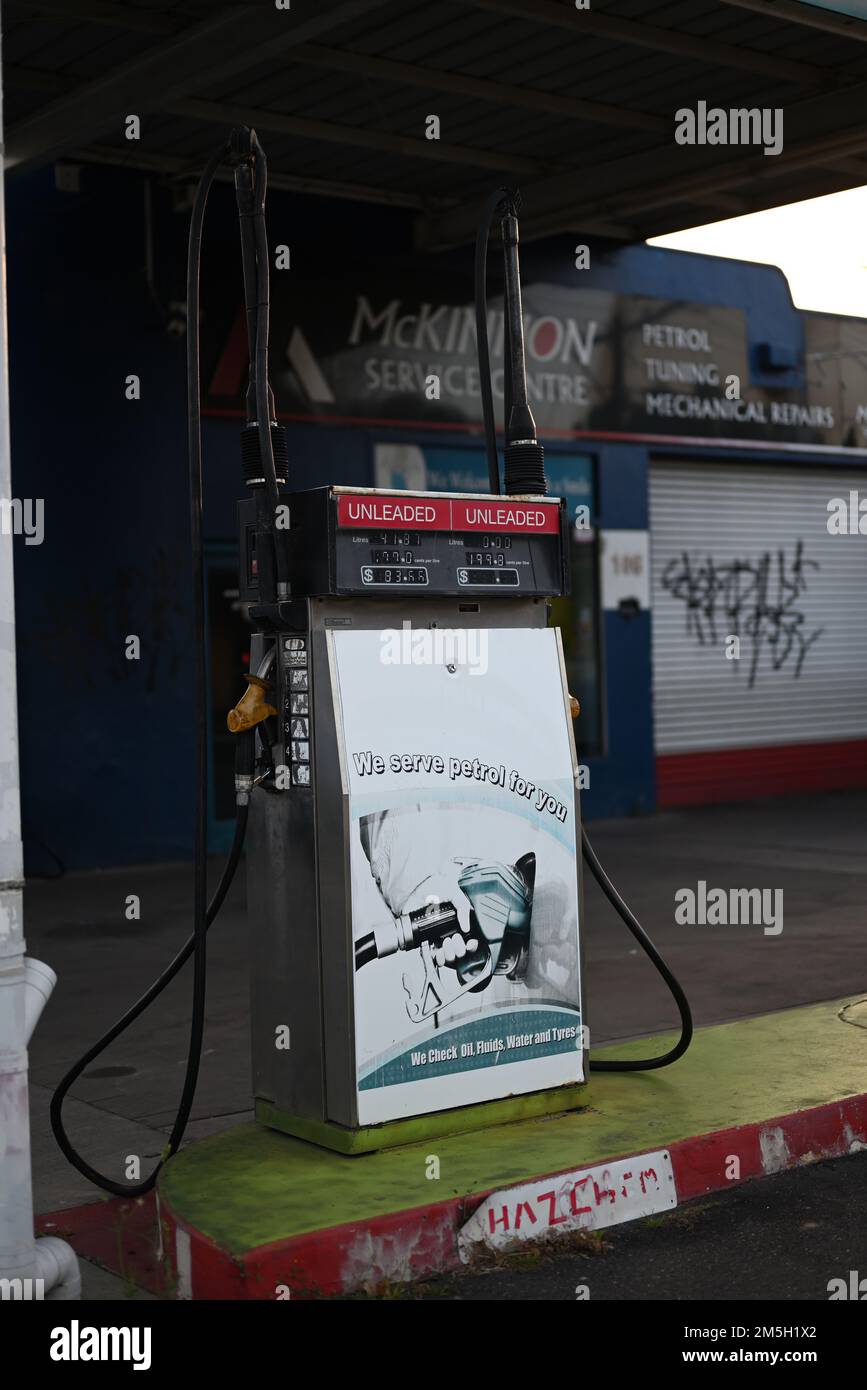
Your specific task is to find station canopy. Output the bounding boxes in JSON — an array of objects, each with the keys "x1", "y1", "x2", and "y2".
[{"x1": 6, "y1": 0, "x2": 867, "y2": 247}]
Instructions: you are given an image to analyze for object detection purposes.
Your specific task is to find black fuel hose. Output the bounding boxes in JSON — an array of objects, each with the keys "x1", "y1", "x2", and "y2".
[
  {"x1": 355, "y1": 933, "x2": 377, "y2": 969},
  {"x1": 50, "y1": 135, "x2": 257, "y2": 1195},
  {"x1": 581, "y1": 827, "x2": 692, "y2": 1070},
  {"x1": 474, "y1": 185, "x2": 514, "y2": 494},
  {"x1": 473, "y1": 185, "x2": 693, "y2": 1073},
  {"x1": 49, "y1": 779, "x2": 250, "y2": 1195},
  {"x1": 249, "y1": 132, "x2": 287, "y2": 598}
]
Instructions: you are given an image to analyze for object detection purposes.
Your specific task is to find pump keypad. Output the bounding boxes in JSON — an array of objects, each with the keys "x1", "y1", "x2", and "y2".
[{"x1": 282, "y1": 637, "x2": 311, "y2": 785}]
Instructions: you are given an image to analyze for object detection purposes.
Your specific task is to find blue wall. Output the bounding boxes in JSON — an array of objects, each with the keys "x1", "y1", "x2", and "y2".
[
  {"x1": 9, "y1": 168, "x2": 193, "y2": 871},
  {"x1": 4, "y1": 163, "x2": 813, "y2": 868},
  {"x1": 6, "y1": 167, "x2": 411, "y2": 871}
]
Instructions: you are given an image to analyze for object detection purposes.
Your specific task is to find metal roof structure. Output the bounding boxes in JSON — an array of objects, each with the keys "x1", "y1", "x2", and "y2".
[{"x1": 5, "y1": 0, "x2": 867, "y2": 247}]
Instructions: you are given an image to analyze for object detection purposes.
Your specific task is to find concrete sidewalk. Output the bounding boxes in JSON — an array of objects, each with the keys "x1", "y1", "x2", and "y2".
[
  {"x1": 24, "y1": 789, "x2": 867, "y2": 1215},
  {"x1": 39, "y1": 996, "x2": 867, "y2": 1299},
  {"x1": 152, "y1": 997, "x2": 867, "y2": 1298}
]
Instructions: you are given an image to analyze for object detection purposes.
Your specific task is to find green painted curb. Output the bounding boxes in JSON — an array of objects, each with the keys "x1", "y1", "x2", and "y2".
[{"x1": 160, "y1": 998, "x2": 867, "y2": 1257}]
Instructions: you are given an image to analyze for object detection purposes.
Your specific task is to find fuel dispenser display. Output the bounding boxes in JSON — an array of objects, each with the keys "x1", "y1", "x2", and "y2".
[{"x1": 51, "y1": 132, "x2": 692, "y2": 1188}]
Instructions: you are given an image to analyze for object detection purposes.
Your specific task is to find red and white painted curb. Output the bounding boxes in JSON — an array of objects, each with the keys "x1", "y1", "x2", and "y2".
[{"x1": 39, "y1": 1091, "x2": 867, "y2": 1299}]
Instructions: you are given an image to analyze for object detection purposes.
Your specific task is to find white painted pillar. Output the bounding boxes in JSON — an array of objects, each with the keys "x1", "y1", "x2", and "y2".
[{"x1": 0, "y1": 9, "x2": 79, "y2": 1300}]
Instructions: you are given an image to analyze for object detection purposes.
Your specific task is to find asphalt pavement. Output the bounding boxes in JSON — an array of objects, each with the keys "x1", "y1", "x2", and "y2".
[
  {"x1": 23, "y1": 788, "x2": 867, "y2": 1251},
  {"x1": 408, "y1": 1150, "x2": 867, "y2": 1302}
]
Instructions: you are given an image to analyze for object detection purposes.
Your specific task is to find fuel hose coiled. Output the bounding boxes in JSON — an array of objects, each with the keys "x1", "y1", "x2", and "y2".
[{"x1": 50, "y1": 130, "x2": 274, "y2": 1194}]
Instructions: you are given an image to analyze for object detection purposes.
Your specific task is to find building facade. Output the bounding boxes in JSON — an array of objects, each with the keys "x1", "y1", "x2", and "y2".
[{"x1": 8, "y1": 166, "x2": 867, "y2": 869}]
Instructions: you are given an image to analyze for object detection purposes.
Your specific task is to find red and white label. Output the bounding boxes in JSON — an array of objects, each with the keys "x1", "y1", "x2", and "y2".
[
  {"x1": 452, "y1": 499, "x2": 560, "y2": 534},
  {"x1": 337, "y1": 495, "x2": 449, "y2": 530},
  {"x1": 336, "y1": 493, "x2": 560, "y2": 535},
  {"x1": 458, "y1": 1149, "x2": 676, "y2": 1259}
]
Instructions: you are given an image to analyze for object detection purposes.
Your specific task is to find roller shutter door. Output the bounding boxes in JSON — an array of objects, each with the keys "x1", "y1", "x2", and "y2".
[{"x1": 649, "y1": 460, "x2": 867, "y2": 805}]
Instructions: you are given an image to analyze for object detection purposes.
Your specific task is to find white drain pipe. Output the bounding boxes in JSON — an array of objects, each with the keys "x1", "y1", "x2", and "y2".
[
  {"x1": 0, "y1": 930, "x2": 79, "y2": 1300},
  {"x1": 34, "y1": 1235, "x2": 82, "y2": 1302},
  {"x1": 23, "y1": 958, "x2": 57, "y2": 1045},
  {"x1": 0, "y1": 22, "x2": 79, "y2": 1302}
]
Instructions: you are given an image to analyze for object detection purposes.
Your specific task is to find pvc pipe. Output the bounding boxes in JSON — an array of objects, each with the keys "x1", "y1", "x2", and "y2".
[
  {"x1": 0, "y1": 959, "x2": 33, "y2": 1286},
  {"x1": 23, "y1": 958, "x2": 56, "y2": 1045},
  {"x1": 0, "y1": 23, "x2": 79, "y2": 1305},
  {"x1": 0, "y1": 954, "x2": 79, "y2": 1298},
  {"x1": 35, "y1": 1236, "x2": 82, "y2": 1301}
]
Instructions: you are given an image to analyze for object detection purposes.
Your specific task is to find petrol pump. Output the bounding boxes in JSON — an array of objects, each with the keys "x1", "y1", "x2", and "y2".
[
  {"x1": 52, "y1": 131, "x2": 691, "y2": 1188},
  {"x1": 239, "y1": 481, "x2": 584, "y2": 1148}
]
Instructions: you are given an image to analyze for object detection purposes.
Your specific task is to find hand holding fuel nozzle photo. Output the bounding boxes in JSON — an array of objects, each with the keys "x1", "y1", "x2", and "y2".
[
  {"x1": 411, "y1": 864, "x2": 478, "y2": 966},
  {"x1": 354, "y1": 813, "x2": 540, "y2": 1022}
]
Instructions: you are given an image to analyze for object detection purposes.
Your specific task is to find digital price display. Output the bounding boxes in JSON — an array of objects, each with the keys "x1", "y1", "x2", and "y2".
[
  {"x1": 462, "y1": 534, "x2": 512, "y2": 550},
  {"x1": 320, "y1": 491, "x2": 566, "y2": 598},
  {"x1": 370, "y1": 531, "x2": 422, "y2": 546},
  {"x1": 361, "y1": 566, "x2": 429, "y2": 587},
  {"x1": 457, "y1": 567, "x2": 520, "y2": 587},
  {"x1": 465, "y1": 551, "x2": 507, "y2": 567}
]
